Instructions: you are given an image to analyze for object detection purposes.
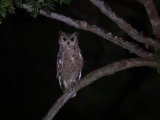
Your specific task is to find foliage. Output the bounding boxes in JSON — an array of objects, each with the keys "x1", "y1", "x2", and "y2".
[
  {"x1": 154, "y1": 48, "x2": 160, "y2": 74},
  {"x1": 0, "y1": 0, "x2": 14, "y2": 23},
  {"x1": 155, "y1": 48, "x2": 160, "y2": 59},
  {"x1": 0, "y1": 0, "x2": 72, "y2": 23},
  {"x1": 58, "y1": 0, "x2": 72, "y2": 4}
]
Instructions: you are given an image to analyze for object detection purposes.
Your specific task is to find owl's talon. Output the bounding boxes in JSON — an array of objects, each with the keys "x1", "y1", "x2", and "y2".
[{"x1": 64, "y1": 83, "x2": 75, "y2": 92}]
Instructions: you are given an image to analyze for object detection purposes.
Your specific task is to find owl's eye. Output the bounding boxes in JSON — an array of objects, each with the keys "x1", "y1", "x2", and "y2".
[
  {"x1": 70, "y1": 38, "x2": 74, "y2": 41},
  {"x1": 63, "y1": 37, "x2": 67, "y2": 41}
]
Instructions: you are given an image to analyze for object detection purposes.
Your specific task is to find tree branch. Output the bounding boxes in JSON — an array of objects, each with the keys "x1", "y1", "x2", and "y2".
[
  {"x1": 39, "y1": 11, "x2": 153, "y2": 58},
  {"x1": 43, "y1": 57, "x2": 160, "y2": 120},
  {"x1": 19, "y1": 3, "x2": 160, "y2": 120},
  {"x1": 89, "y1": 0, "x2": 160, "y2": 48},
  {"x1": 20, "y1": 4, "x2": 153, "y2": 58},
  {"x1": 138, "y1": 0, "x2": 160, "y2": 39}
]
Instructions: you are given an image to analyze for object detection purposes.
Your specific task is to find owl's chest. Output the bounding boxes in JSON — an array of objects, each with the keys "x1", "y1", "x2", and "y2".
[{"x1": 63, "y1": 49, "x2": 76, "y2": 63}]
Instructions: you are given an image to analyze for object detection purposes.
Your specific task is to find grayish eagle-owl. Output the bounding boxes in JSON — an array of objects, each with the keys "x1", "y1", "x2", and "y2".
[{"x1": 57, "y1": 31, "x2": 83, "y2": 97}]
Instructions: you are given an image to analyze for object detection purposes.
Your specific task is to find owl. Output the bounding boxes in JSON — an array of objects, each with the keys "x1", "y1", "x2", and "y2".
[{"x1": 57, "y1": 31, "x2": 83, "y2": 97}]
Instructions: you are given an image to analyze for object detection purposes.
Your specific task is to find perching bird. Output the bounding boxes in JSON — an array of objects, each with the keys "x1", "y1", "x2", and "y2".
[{"x1": 57, "y1": 31, "x2": 83, "y2": 97}]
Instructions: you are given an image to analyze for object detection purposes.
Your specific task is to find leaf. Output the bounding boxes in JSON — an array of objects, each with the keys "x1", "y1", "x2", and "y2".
[
  {"x1": 60, "y1": 0, "x2": 72, "y2": 5},
  {"x1": 157, "y1": 67, "x2": 160, "y2": 74},
  {"x1": 145, "y1": 44, "x2": 149, "y2": 49},
  {"x1": 155, "y1": 48, "x2": 160, "y2": 59},
  {"x1": 0, "y1": 11, "x2": 6, "y2": 18},
  {"x1": 38, "y1": 0, "x2": 44, "y2": 3}
]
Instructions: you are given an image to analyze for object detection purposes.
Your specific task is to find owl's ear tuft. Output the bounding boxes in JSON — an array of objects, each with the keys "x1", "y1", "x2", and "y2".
[
  {"x1": 71, "y1": 32, "x2": 79, "y2": 37},
  {"x1": 59, "y1": 31, "x2": 66, "y2": 36}
]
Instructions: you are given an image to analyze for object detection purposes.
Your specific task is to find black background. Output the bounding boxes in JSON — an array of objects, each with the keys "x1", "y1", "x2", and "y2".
[{"x1": 1, "y1": 0, "x2": 160, "y2": 120}]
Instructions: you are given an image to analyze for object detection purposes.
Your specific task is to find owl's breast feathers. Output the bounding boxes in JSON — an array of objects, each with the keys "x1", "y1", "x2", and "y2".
[
  {"x1": 62, "y1": 48, "x2": 83, "y2": 78},
  {"x1": 64, "y1": 48, "x2": 82, "y2": 68}
]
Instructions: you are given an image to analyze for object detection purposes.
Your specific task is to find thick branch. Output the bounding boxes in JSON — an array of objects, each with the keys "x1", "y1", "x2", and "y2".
[
  {"x1": 43, "y1": 58, "x2": 160, "y2": 120},
  {"x1": 138, "y1": 0, "x2": 160, "y2": 39},
  {"x1": 21, "y1": 4, "x2": 153, "y2": 58},
  {"x1": 39, "y1": 11, "x2": 152, "y2": 58},
  {"x1": 89, "y1": 0, "x2": 160, "y2": 48}
]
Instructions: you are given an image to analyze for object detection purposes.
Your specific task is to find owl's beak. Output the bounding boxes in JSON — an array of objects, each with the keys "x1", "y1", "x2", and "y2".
[{"x1": 67, "y1": 41, "x2": 70, "y2": 46}]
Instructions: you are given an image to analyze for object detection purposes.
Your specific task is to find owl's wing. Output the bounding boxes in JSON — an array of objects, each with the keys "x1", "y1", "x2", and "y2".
[
  {"x1": 76, "y1": 49, "x2": 83, "y2": 81},
  {"x1": 57, "y1": 50, "x2": 63, "y2": 89}
]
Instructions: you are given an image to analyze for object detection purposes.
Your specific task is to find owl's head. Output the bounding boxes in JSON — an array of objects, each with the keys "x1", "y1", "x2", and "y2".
[{"x1": 59, "y1": 31, "x2": 78, "y2": 49}]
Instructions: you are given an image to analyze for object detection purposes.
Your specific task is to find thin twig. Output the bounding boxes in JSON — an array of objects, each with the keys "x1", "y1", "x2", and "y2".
[
  {"x1": 138, "y1": 0, "x2": 160, "y2": 39},
  {"x1": 43, "y1": 57, "x2": 160, "y2": 120},
  {"x1": 20, "y1": 4, "x2": 153, "y2": 58},
  {"x1": 89, "y1": 0, "x2": 160, "y2": 48}
]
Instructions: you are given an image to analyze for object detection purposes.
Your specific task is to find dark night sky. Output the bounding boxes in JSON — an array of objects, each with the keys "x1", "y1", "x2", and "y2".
[{"x1": 1, "y1": 0, "x2": 160, "y2": 120}]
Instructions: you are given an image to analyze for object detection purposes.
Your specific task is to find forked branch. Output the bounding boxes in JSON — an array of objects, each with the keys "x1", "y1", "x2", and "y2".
[
  {"x1": 138, "y1": 0, "x2": 160, "y2": 39},
  {"x1": 21, "y1": 4, "x2": 153, "y2": 58},
  {"x1": 17, "y1": 2, "x2": 160, "y2": 120},
  {"x1": 89, "y1": 0, "x2": 160, "y2": 48}
]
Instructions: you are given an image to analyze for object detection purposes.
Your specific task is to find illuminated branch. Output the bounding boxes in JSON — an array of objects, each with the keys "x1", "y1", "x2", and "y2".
[
  {"x1": 89, "y1": 0, "x2": 160, "y2": 48},
  {"x1": 43, "y1": 58, "x2": 160, "y2": 120},
  {"x1": 20, "y1": 4, "x2": 153, "y2": 58},
  {"x1": 138, "y1": 0, "x2": 160, "y2": 39}
]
